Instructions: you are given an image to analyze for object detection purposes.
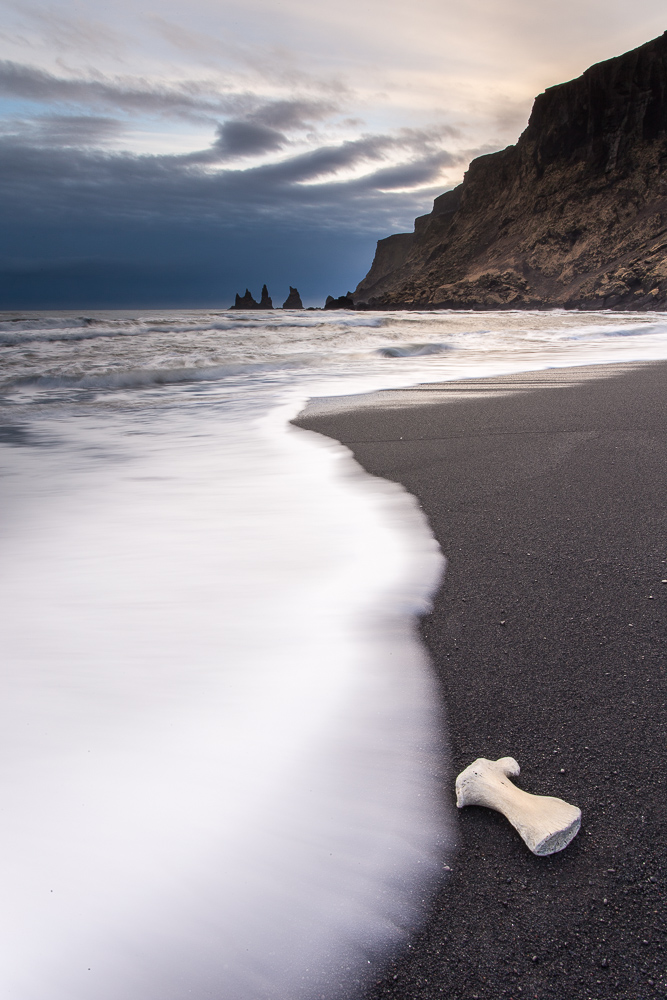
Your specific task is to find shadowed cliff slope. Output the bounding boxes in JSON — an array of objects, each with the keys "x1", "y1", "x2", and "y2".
[{"x1": 354, "y1": 32, "x2": 667, "y2": 310}]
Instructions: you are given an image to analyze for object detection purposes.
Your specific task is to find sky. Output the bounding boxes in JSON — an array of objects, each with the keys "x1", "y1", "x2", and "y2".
[{"x1": 0, "y1": 0, "x2": 665, "y2": 308}]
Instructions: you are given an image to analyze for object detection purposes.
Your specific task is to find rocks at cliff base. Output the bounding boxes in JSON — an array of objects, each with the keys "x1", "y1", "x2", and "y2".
[
  {"x1": 324, "y1": 293, "x2": 355, "y2": 310},
  {"x1": 282, "y1": 286, "x2": 303, "y2": 309},
  {"x1": 353, "y1": 31, "x2": 667, "y2": 311},
  {"x1": 259, "y1": 284, "x2": 273, "y2": 309}
]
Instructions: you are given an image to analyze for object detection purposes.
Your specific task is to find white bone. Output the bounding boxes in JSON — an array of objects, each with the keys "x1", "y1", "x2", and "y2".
[{"x1": 455, "y1": 756, "x2": 581, "y2": 856}]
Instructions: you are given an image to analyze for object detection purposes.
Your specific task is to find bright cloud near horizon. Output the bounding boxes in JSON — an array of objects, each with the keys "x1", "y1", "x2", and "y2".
[{"x1": 0, "y1": 0, "x2": 665, "y2": 307}]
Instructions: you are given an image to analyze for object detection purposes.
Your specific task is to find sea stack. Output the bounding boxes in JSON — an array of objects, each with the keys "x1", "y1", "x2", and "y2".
[
  {"x1": 282, "y1": 286, "x2": 304, "y2": 309},
  {"x1": 259, "y1": 284, "x2": 273, "y2": 309},
  {"x1": 231, "y1": 289, "x2": 259, "y2": 309},
  {"x1": 353, "y1": 31, "x2": 667, "y2": 310}
]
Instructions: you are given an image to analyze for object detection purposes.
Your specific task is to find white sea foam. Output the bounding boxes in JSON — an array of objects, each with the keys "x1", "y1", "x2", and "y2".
[
  {"x1": 0, "y1": 396, "x2": 449, "y2": 1000},
  {"x1": 1, "y1": 308, "x2": 667, "y2": 1000}
]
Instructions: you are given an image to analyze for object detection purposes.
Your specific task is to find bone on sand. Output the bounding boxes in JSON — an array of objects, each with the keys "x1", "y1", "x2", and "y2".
[{"x1": 455, "y1": 756, "x2": 581, "y2": 856}]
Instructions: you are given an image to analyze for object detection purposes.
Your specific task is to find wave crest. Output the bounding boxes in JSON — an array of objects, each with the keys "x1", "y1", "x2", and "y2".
[{"x1": 376, "y1": 342, "x2": 450, "y2": 358}]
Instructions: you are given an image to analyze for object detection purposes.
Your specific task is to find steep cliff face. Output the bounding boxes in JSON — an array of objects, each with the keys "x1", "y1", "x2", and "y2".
[{"x1": 354, "y1": 32, "x2": 667, "y2": 310}]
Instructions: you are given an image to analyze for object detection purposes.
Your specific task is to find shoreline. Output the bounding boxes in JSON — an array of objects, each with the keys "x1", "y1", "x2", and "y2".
[
  {"x1": 350, "y1": 303, "x2": 667, "y2": 313},
  {"x1": 294, "y1": 360, "x2": 667, "y2": 1000}
]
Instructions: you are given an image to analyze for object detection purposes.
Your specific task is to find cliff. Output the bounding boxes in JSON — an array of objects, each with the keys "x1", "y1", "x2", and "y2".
[{"x1": 354, "y1": 32, "x2": 667, "y2": 310}]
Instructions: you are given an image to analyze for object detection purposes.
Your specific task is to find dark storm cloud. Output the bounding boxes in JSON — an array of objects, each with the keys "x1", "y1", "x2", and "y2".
[
  {"x1": 266, "y1": 135, "x2": 393, "y2": 181},
  {"x1": 0, "y1": 86, "x2": 470, "y2": 307},
  {"x1": 236, "y1": 132, "x2": 448, "y2": 185},
  {"x1": 214, "y1": 120, "x2": 287, "y2": 157},
  {"x1": 0, "y1": 116, "x2": 470, "y2": 209},
  {"x1": 0, "y1": 123, "x2": 466, "y2": 228}
]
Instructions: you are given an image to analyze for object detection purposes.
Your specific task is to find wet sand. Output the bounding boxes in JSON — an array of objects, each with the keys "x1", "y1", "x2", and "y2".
[{"x1": 294, "y1": 361, "x2": 667, "y2": 1000}]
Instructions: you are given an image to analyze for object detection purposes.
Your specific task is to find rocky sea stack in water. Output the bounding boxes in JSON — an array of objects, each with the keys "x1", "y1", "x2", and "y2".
[
  {"x1": 231, "y1": 288, "x2": 259, "y2": 309},
  {"x1": 282, "y1": 286, "x2": 303, "y2": 309},
  {"x1": 354, "y1": 32, "x2": 667, "y2": 310},
  {"x1": 231, "y1": 285, "x2": 274, "y2": 309}
]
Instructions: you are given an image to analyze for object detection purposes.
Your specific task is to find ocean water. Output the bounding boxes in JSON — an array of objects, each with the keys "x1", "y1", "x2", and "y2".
[{"x1": 1, "y1": 308, "x2": 666, "y2": 1000}]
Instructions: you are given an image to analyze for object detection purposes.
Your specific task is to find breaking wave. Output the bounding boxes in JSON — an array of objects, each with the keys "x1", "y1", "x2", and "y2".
[
  {"x1": 376, "y1": 342, "x2": 451, "y2": 357},
  {"x1": 0, "y1": 310, "x2": 388, "y2": 347},
  {"x1": 6, "y1": 360, "x2": 306, "y2": 393}
]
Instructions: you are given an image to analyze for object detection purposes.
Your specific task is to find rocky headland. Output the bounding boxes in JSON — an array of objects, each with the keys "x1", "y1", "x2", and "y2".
[{"x1": 354, "y1": 32, "x2": 667, "y2": 310}]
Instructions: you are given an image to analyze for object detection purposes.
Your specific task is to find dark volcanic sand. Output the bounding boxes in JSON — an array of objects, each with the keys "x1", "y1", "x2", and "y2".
[{"x1": 294, "y1": 362, "x2": 667, "y2": 1000}]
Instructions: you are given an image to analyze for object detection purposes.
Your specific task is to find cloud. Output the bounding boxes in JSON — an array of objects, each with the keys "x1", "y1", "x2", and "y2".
[
  {"x1": 145, "y1": 13, "x2": 352, "y2": 96},
  {"x1": 248, "y1": 98, "x2": 339, "y2": 130},
  {"x1": 252, "y1": 134, "x2": 393, "y2": 184},
  {"x1": 0, "y1": 59, "x2": 351, "y2": 139},
  {"x1": 9, "y1": 2, "x2": 127, "y2": 56},
  {"x1": 0, "y1": 113, "x2": 124, "y2": 146},
  {"x1": 0, "y1": 56, "x2": 473, "y2": 308},
  {"x1": 353, "y1": 150, "x2": 462, "y2": 191},
  {"x1": 0, "y1": 120, "x2": 461, "y2": 234},
  {"x1": 214, "y1": 119, "x2": 286, "y2": 157},
  {"x1": 239, "y1": 130, "x2": 454, "y2": 186},
  {"x1": 0, "y1": 59, "x2": 255, "y2": 122}
]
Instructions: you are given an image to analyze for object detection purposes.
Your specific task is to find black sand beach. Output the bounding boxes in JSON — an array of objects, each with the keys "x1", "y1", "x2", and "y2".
[{"x1": 294, "y1": 361, "x2": 667, "y2": 1000}]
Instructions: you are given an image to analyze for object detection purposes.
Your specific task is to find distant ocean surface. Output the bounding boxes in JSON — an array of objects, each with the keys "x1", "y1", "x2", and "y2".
[{"x1": 2, "y1": 308, "x2": 667, "y2": 1000}]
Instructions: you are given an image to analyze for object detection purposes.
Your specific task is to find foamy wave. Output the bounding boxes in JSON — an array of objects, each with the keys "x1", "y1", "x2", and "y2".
[
  {"x1": 0, "y1": 310, "x2": 388, "y2": 346},
  {"x1": 0, "y1": 326, "x2": 148, "y2": 347},
  {"x1": 0, "y1": 315, "x2": 104, "y2": 331},
  {"x1": 598, "y1": 322, "x2": 667, "y2": 338},
  {"x1": 7, "y1": 361, "x2": 304, "y2": 393},
  {"x1": 376, "y1": 342, "x2": 451, "y2": 357},
  {"x1": 0, "y1": 406, "x2": 452, "y2": 1000}
]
